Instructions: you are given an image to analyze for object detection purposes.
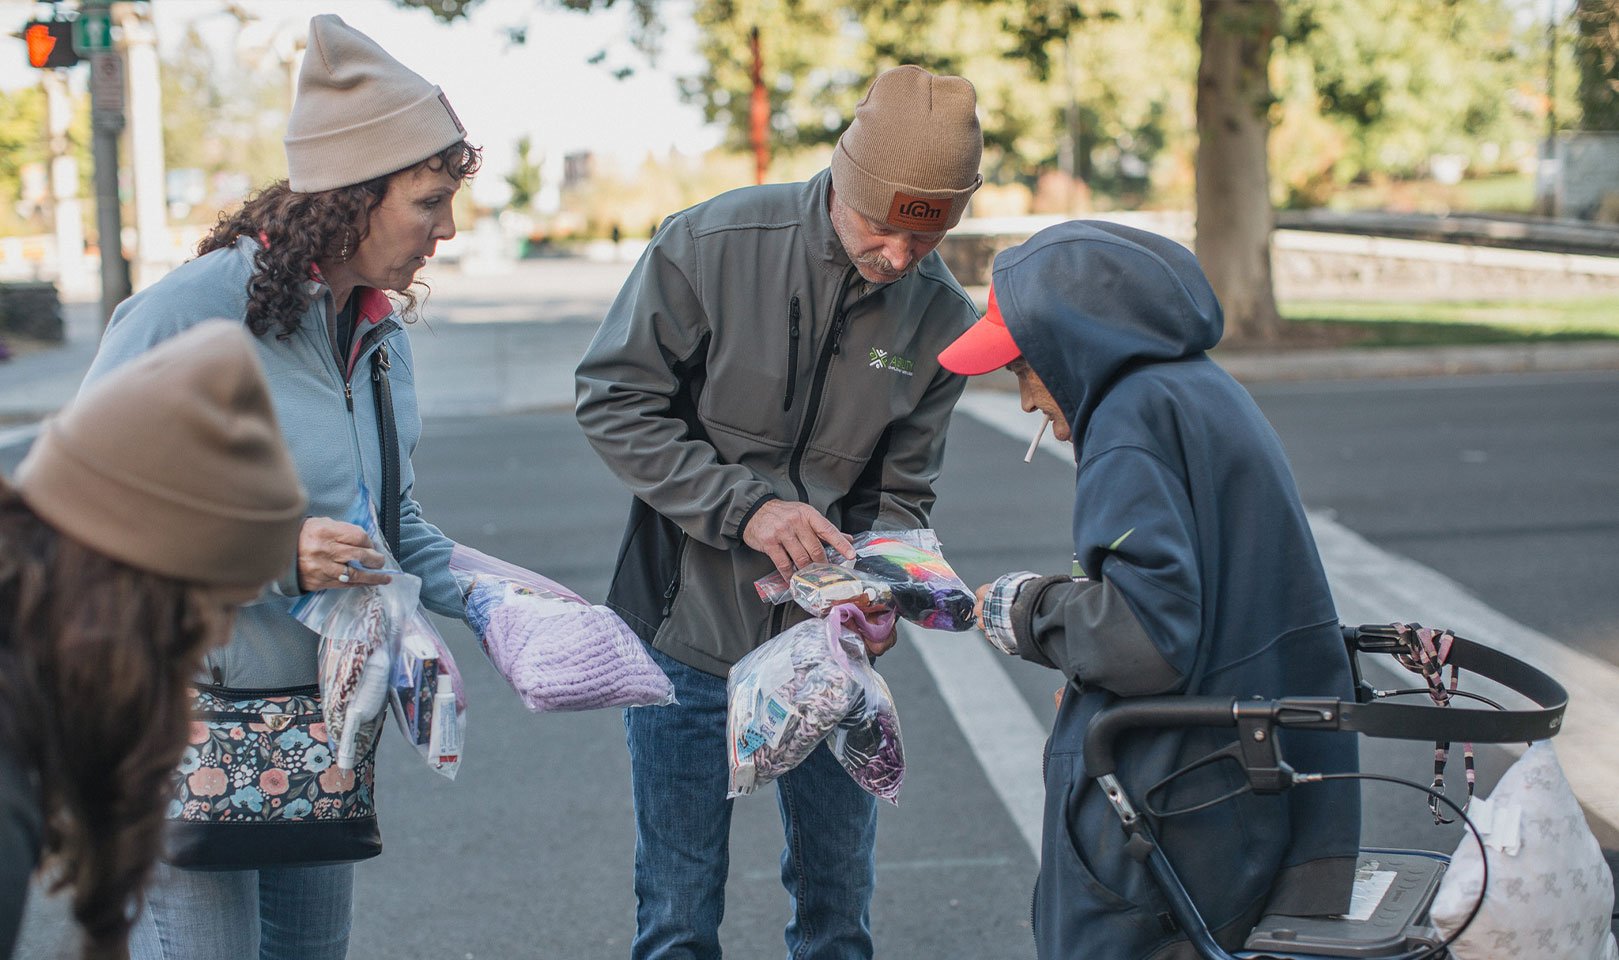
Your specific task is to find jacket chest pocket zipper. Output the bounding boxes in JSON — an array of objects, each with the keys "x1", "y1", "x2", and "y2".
[
  {"x1": 783, "y1": 296, "x2": 801, "y2": 411},
  {"x1": 661, "y1": 533, "x2": 688, "y2": 618}
]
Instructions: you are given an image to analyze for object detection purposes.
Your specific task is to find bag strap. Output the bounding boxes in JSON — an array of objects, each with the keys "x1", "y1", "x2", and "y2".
[{"x1": 371, "y1": 342, "x2": 401, "y2": 558}]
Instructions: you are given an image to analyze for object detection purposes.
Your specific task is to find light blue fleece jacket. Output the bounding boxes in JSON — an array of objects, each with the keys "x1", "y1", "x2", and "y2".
[{"x1": 81, "y1": 235, "x2": 464, "y2": 689}]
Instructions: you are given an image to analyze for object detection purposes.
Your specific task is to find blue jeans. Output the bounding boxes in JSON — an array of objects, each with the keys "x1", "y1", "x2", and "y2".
[
  {"x1": 627, "y1": 644, "x2": 878, "y2": 960},
  {"x1": 128, "y1": 861, "x2": 353, "y2": 960}
]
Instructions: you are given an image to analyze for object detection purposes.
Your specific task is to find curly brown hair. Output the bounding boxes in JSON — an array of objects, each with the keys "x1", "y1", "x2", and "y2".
[
  {"x1": 0, "y1": 480, "x2": 233, "y2": 960},
  {"x1": 197, "y1": 140, "x2": 482, "y2": 338}
]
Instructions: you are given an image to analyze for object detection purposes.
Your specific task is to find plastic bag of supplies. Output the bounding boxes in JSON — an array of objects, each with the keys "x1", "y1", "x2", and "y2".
[
  {"x1": 727, "y1": 604, "x2": 904, "y2": 803},
  {"x1": 290, "y1": 487, "x2": 417, "y2": 772},
  {"x1": 754, "y1": 529, "x2": 976, "y2": 631},
  {"x1": 449, "y1": 544, "x2": 674, "y2": 712}
]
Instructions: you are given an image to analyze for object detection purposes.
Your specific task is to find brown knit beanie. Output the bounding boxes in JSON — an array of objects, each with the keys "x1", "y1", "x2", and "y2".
[
  {"x1": 830, "y1": 65, "x2": 983, "y2": 232},
  {"x1": 15, "y1": 321, "x2": 306, "y2": 591},
  {"x1": 284, "y1": 14, "x2": 467, "y2": 193}
]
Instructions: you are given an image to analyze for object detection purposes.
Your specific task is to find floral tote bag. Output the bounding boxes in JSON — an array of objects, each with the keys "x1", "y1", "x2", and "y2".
[{"x1": 164, "y1": 684, "x2": 381, "y2": 869}]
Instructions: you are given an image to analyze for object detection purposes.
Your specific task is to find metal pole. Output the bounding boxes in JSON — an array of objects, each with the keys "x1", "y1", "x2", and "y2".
[
  {"x1": 84, "y1": 0, "x2": 129, "y2": 323},
  {"x1": 92, "y1": 109, "x2": 128, "y2": 323},
  {"x1": 749, "y1": 27, "x2": 768, "y2": 186}
]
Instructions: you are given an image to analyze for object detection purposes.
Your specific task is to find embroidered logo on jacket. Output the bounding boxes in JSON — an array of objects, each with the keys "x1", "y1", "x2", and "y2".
[{"x1": 868, "y1": 347, "x2": 915, "y2": 376}]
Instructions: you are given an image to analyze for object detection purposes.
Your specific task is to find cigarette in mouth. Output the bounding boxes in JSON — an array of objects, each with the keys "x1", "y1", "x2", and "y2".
[{"x1": 1024, "y1": 418, "x2": 1049, "y2": 463}]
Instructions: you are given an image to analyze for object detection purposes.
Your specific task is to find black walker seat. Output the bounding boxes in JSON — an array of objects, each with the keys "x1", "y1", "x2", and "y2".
[
  {"x1": 1079, "y1": 623, "x2": 1571, "y2": 960},
  {"x1": 1244, "y1": 850, "x2": 1447, "y2": 958}
]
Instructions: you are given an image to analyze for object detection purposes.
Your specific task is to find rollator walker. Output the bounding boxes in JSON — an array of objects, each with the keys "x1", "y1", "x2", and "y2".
[{"x1": 1082, "y1": 622, "x2": 1588, "y2": 959}]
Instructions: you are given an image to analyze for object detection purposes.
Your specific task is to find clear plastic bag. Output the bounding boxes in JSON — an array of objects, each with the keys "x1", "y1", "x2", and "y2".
[
  {"x1": 782, "y1": 562, "x2": 894, "y2": 618},
  {"x1": 728, "y1": 605, "x2": 904, "y2": 803},
  {"x1": 754, "y1": 529, "x2": 976, "y2": 631},
  {"x1": 387, "y1": 609, "x2": 466, "y2": 779},
  {"x1": 291, "y1": 485, "x2": 468, "y2": 776},
  {"x1": 291, "y1": 525, "x2": 417, "y2": 772},
  {"x1": 449, "y1": 544, "x2": 674, "y2": 713}
]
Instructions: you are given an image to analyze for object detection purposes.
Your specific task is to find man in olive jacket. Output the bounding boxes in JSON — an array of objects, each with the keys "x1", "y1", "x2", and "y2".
[{"x1": 575, "y1": 65, "x2": 983, "y2": 959}]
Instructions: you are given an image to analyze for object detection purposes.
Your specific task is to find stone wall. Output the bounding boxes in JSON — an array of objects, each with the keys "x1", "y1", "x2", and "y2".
[
  {"x1": 937, "y1": 214, "x2": 1619, "y2": 300},
  {"x1": 1557, "y1": 133, "x2": 1619, "y2": 222},
  {"x1": 0, "y1": 282, "x2": 64, "y2": 343}
]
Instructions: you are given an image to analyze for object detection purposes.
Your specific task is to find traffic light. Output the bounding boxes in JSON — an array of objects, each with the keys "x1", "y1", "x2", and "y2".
[{"x1": 24, "y1": 19, "x2": 80, "y2": 69}]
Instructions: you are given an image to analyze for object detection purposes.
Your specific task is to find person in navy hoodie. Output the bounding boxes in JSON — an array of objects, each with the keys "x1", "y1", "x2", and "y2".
[{"x1": 937, "y1": 220, "x2": 1361, "y2": 960}]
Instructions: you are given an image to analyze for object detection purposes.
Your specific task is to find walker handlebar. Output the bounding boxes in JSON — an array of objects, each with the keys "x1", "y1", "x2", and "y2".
[
  {"x1": 1081, "y1": 696, "x2": 1343, "y2": 779},
  {"x1": 1081, "y1": 622, "x2": 1568, "y2": 782}
]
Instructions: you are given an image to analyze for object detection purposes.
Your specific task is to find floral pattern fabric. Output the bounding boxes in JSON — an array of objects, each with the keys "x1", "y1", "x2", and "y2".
[{"x1": 168, "y1": 686, "x2": 376, "y2": 824}]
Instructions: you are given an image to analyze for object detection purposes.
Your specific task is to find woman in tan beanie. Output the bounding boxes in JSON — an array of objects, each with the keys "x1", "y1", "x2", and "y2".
[
  {"x1": 0, "y1": 322, "x2": 305, "y2": 960},
  {"x1": 76, "y1": 15, "x2": 483, "y2": 960}
]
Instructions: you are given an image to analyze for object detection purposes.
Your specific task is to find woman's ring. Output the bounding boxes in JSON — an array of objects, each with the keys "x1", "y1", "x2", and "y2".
[{"x1": 337, "y1": 572, "x2": 351, "y2": 583}]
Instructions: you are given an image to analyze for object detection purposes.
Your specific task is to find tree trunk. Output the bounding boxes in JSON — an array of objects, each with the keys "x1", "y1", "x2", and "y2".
[{"x1": 1195, "y1": 0, "x2": 1283, "y2": 343}]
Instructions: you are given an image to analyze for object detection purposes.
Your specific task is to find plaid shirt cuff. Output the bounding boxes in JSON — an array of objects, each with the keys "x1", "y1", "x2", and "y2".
[{"x1": 984, "y1": 572, "x2": 1040, "y2": 655}]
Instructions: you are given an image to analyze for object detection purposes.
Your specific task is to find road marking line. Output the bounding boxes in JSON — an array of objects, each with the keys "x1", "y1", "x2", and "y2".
[
  {"x1": 908, "y1": 623, "x2": 1045, "y2": 860},
  {"x1": 1312, "y1": 515, "x2": 1619, "y2": 832},
  {"x1": 952, "y1": 390, "x2": 1619, "y2": 835}
]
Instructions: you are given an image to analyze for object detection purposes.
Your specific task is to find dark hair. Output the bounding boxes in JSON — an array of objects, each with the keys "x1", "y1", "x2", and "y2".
[
  {"x1": 197, "y1": 140, "x2": 482, "y2": 338},
  {"x1": 0, "y1": 481, "x2": 233, "y2": 960}
]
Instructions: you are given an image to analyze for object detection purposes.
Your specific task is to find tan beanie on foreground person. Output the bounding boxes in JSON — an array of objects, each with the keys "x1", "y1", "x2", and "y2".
[
  {"x1": 830, "y1": 64, "x2": 984, "y2": 232},
  {"x1": 283, "y1": 14, "x2": 468, "y2": 193},
  {"x1": 15, "y1": 321, "x2": 306, "y2": 593}
]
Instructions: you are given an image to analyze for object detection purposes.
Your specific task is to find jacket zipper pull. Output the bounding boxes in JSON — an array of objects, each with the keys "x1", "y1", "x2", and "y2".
[
  {"x1": 344, "y1": 379, "x2": 353, "y2": 412},
  {"x1": 783, "y1": 297, "x2": 801, "y2": 411},
  {"x1": 830, "y1": 314, "x2": 846, "y2": 356}
]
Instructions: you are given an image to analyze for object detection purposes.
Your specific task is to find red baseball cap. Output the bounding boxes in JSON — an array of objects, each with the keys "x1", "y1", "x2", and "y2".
[{"x1": 938, "y1": 283, "x2": 1021, "y2": 375}]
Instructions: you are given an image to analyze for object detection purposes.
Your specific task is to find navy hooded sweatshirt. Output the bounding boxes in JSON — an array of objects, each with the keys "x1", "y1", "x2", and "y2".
[{"x1": 993, "y1": 222, "x2": 1361, "y2": 960}]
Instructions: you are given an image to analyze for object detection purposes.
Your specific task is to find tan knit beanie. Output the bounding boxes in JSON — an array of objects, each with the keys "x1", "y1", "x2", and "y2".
[
  {"x1": 830, "y1": 65, "x2": 983, "y2": 232},
  {"x1": 284, "y1": 14, "x2": 467, "y2": 193},
  {"x1": 15, "y1": 321, "x2": 307, "y2": 591}
]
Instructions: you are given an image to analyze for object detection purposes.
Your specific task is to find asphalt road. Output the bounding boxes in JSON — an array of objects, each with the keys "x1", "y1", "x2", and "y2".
[
  {"x1": 1249, "y1": 371, "x2": 1619, "y2": 662},
  {"x1": 363, "y1": 370, "x2": 1619, "y2": 959}
]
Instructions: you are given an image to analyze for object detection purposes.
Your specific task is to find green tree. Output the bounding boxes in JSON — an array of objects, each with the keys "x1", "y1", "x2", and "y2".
[
  {"x1": 506, "y1": 136, "x2": 544, "y2": 212},
  {"x1": 160, "y1": 25, "x2": 292, "y2": 219},
  {"x1": 1575, "y1": 0, "x2": 1619, "y2": 130},
  {"x1": 0, "y1": 83, "x2": 92, "y2": 238},
  {"x1": 390, "y1": 0, "x2": 1558, "y2": 340},
  {"x1": 1275, "y1": 0, "x2": 1542, "y2": 193},
  {"x1": 0, "y1": 86, "x2": 49, "y2": 233}
]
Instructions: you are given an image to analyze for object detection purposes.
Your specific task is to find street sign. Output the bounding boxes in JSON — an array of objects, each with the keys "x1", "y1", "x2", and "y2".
[
  {"x1": 90, "y1": 50, "x2": 124, "y2": 127},
  {"x1": 74, "y1": 10, "x2": 114, "y2": 54}
]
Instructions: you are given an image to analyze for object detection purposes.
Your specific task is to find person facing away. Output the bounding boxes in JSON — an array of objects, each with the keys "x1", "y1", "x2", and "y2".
[
  {"x1": 937, "y1": 220, "x2": 1362, "y2": 960},
  {"x1": 78, "y1": 14, "x2": 480, "y2": 960},
  {"x1": 0, "y1": 322, "x2": 306, "y2": 960},
  {"x1": 575, "y1": 64, "x2": 983, "y2": 959}
]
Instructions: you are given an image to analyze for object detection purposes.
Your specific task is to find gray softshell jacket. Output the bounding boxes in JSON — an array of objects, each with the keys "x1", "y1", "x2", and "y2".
[{"x1": 575, "y1": 170, "x2": 975, "y2": 675}]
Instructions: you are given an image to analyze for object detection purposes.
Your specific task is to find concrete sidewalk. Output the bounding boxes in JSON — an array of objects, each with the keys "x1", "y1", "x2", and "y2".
[{"x1": 4, "y1": 256, "x2": 1619, "y2": 440}]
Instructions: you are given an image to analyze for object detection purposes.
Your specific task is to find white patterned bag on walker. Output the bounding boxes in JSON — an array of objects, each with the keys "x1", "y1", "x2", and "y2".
[{"x1": 1429, "y1": 741, "x2": 1618, "y2": 959}]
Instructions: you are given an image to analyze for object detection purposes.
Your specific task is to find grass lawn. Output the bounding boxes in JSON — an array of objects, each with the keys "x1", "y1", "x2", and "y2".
[{"x1": 1278, "y1": 296, "x2": 1619, "y2": 347}]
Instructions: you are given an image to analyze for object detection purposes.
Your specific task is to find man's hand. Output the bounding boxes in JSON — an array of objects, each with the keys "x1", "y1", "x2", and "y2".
[
  {"x1": 743, "y1": 500, "x2": 855, "y2": 582},
  {"x1": 973, "y1": 582, "x2": 992, "y2": 636},
  {"x1": 297, "y1": 517, "x2": 393, "y2": 592}
]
